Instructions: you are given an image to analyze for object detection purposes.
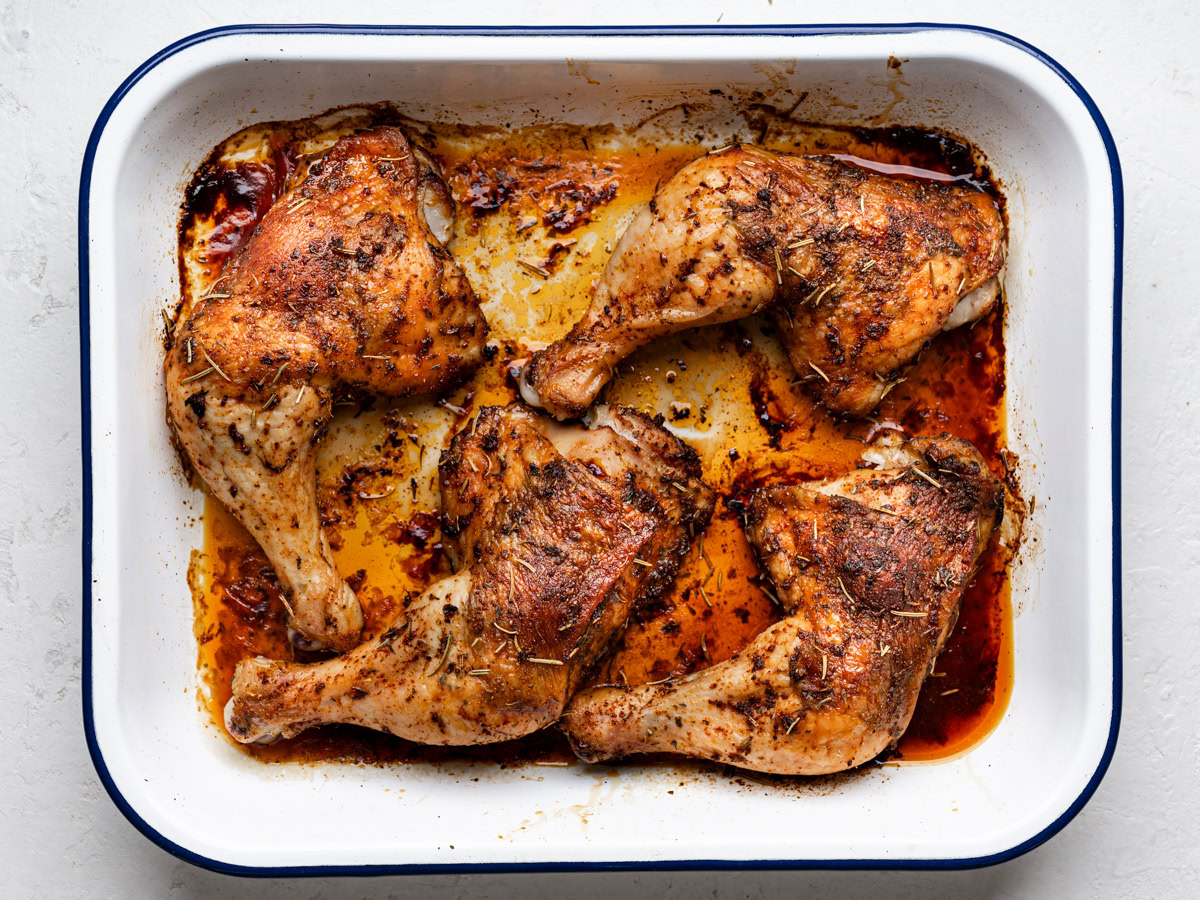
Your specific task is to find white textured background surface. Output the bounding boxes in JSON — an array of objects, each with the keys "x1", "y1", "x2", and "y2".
[{"x1": 1, "y1": 0, "x2": 1195, "y2": 896}]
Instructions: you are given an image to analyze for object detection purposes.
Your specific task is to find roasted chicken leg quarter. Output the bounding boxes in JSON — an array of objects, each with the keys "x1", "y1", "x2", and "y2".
[
  {"x1": 521, "y1": 146, "x2": 1004, "y2": 420},
  {"x1": 562, "y1": 432, "x2": 1005, "y2": 775},
  {"x1": 225, "y1": 404, "x2": 714, "y2": 746},
  {"x1": 165, "y1": 126, "x2": 488, "y2": 651}
]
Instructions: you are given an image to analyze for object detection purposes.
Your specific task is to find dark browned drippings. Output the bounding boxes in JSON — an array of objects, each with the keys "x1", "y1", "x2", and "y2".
[
  {"x1": 182, "y1": 140, "x2": 294, "y2": 265},
  {"x1": 843, "y1": 125, "x2": 992, "y2": 190},
  {"x1": 185, "y1": 110, "x2": 1015, "y2": 772}
]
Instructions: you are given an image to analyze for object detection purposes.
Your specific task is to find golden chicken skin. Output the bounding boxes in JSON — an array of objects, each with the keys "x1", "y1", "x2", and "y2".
[
  {"x1": 224, "y1": 405, "x2": 714, "y2": 746},
  {"x1": 522, "y1": 146, "x2": 1003, "y2": 420},
  {"x1": 562, "y1": 432, "x2": 1005, "y2": 775},
  {"x1": 166, "y1": 126, "x2": 488, "y2": 651}
]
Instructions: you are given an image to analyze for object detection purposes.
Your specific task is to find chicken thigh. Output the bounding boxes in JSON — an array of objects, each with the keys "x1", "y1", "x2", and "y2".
[
  {"x1": 521, "y1": 146, "x2": 1003, "y2": 420},
  {"x1": 561, "y1": 432, "x2": 1004, "y2": 775},
  {"x1": 166, "y1": 127, "x2": 488, "y2": 651},
  {"x1": 225, "y1": 404, "x2": 714, "y2": 746}
]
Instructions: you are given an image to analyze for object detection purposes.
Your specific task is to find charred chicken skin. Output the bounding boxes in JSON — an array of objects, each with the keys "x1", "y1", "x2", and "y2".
[
  {"x1": 166, "y1": 127, "x2": 488, "y2": 652},
  {"x1": 521, "y1": 146, "x2": 1003, "y2": 420},
  {"x1": 561, "y1": 433, "x2": 1004, "y2": 775},
  {"x1": 225, "y1": 404, "x2": 714, "y2": 746}
]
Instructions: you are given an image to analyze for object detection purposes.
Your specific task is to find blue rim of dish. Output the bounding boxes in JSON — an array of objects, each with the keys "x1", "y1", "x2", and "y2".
[{"x1": 78, "y1": 22, "x2": 1123, "y2": 876}]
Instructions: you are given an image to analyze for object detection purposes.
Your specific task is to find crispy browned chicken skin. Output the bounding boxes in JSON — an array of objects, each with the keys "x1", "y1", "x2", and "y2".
[
  {"x1": 166, "y1": 127, "x2": 488, "y2": 651},
  {"x1": 522, "y1": 146, "x2": 1003, "y2": 419},
  {"x1": 225, "y1": 404, "x2": 714, "y2": 745},
  {"x1": 561, "y1": 432, "x2": 1004, "y2": 775}
]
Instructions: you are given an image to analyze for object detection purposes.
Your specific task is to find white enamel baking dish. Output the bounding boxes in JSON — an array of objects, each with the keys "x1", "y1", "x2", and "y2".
[{"x1": 79, "y1": 24, "x2": 1122, "y2": 873}]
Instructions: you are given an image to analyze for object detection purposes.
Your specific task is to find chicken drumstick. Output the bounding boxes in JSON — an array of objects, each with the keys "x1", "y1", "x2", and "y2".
[
  {"x1": 225, "y1": 404, "x2": 714, "y2": 745},
  {"x1": 166, "y1": 127, "x2": 488, "y2": 651},
  {"x1": 561, "y1": 432, "x2": 1005, "y2": 775},
  {"x1": 521, "y1": 146, "x2": 1003, "y2": 420}
]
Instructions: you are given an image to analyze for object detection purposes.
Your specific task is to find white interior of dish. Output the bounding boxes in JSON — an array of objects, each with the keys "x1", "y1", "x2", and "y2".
[{"x1": 84, "y1": 29, "x2": 1115, "y2": 869}]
